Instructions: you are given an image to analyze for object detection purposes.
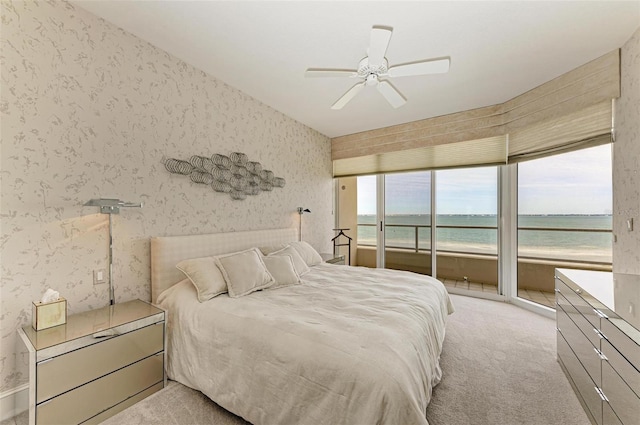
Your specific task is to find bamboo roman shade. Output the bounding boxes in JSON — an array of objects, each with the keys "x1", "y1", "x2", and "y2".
[
  {"x1": 333, "y1": 135, "x2": 506, "y2": 177},
  {"x1": 331, "y1": 49, "x2": 620, "y2": 177},
  {"x1": 332, "y1": 104, "x2": 506, "y2": 177},
  {"x1": 507, "y1": 101, "x2": 613, "y2": 162},
  {"x1": 505, "y1": 49, "x2": 618, "y2": 162}
]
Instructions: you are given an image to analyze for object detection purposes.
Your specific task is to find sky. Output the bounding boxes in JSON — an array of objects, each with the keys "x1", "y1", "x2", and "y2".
[{"x1": 357, "y1": 144, "x2": 613, "y2": 215}]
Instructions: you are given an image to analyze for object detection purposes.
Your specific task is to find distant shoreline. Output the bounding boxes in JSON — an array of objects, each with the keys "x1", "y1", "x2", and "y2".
[{"x1": 358, "y1": 213, "x2": 613, "y2": 217}]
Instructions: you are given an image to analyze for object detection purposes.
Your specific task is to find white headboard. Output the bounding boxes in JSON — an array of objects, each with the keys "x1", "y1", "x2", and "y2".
[{"x1": 150, "y1": 227, "x2": 298, "y2": 303}]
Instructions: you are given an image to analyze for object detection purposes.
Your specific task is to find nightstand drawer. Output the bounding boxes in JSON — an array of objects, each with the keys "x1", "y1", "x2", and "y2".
[
  {"x1": 36, "y1": 353, "x2": 163, "y2": 425},
  {"x1": 82, "y1": 382, "x2": 163, "y2": 425},
  {"x1": 36, "y1": 322, "x2": 163, "y2": 403}
]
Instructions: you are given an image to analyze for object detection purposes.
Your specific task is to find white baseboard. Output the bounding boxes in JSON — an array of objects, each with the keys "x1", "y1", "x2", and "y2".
[{"x1": 0, "y1": 384, "x2": 28, "y2": 421}]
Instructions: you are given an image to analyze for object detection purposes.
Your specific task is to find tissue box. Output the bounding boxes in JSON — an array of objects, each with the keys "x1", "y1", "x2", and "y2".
[{"x1": 32, "y1": 298, "x2": 67, "y2": 331}]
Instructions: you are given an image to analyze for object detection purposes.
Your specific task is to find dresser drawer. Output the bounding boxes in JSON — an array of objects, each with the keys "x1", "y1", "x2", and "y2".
[
  {"x1": 557, "y1": 302, "x2": 601, "y2": 385},
  {"x1": 37, "y1": 322, "x2": 163, "y2": 403},
  {"x1": 556, "y1": 278, "x2": 600, "y2": 329},
  {"x1": 36, "y1": 352, "x2": 163, "y2": 425},
  {"x1": 557, "y1": 290, "x2": 602, "y2": 349},
  {"x1": 602, "y1": 360, "x2": 640, "y2": 425},
  {"x1": 603, "y1": 401, "x2": 623, "y2": 425},
  {"x1": 602, "y1": 338, "x2": 640, "y2": 398},
  {"x1": 558, "y1": 330, "x2": 602, "y2": 424},
  {"x1": 601, "y1": 318, "x2": 640, "y2": 370}
]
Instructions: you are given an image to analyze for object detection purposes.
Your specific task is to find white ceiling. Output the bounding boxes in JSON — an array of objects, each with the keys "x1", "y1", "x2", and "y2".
[{"x1": 73, "y1": 1, "x2": 640, "y2": 138}]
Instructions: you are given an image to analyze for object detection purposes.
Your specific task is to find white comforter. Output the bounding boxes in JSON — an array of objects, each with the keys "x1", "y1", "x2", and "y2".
[{"x1": 158, "y1": 263, "x2": 454, "y2": 425}]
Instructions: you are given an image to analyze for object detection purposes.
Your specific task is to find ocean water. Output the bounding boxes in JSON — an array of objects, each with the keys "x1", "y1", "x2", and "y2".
[{"x1": 357, "y1": 214, "x2": 612, "y2": 263}]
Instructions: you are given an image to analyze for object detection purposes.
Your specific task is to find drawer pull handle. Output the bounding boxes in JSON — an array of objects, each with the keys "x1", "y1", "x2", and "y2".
[
  {"x1": 93, "y1": 329, "x2": 118, "y2": 338},
  {"x1": 593, "y1": 328, "x2": 605, "y2": 339},
  {"x1": 593, "y1": 347, "x2": 608, "y2": 361},
  {"x1": 594, "y1": 309, "x2": 608, "y2": 319},
  {"x1": 37, "y1": 357, "x2": 54, "y2": 365},
  {"x1": 575, "y1": 289, "x2": 582, "y2": 294},
  {"x1": 595, "y1": 387, "x2": 609, "y2": 402}
]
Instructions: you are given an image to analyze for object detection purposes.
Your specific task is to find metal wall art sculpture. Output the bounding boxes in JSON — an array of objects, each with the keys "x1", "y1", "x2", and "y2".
[{"x1": 163, "y1": 153, "x2": 286, "y2": 201}]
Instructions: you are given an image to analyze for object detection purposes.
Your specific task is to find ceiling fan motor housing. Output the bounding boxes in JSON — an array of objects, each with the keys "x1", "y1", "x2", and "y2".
[{"x1": 358, "y1": 57, "x2": 388, "y2": 83}]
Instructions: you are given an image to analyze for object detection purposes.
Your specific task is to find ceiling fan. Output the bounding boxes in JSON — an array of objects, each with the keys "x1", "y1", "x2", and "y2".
[{"x1": 305, "y1": 25, "x2": 450, "y2": 110}]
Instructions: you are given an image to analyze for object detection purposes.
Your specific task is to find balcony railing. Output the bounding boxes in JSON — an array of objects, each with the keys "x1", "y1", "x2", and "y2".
[{"x1": 357, "y1": 223, "x2": 612, "y2": 265}]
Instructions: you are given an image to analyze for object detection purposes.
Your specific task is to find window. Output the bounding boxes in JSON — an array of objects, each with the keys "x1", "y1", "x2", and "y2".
[
  {"x1": 517, "y1": 144, "x2": 613, "y2": 307},
  {"x1": 356, "y1": 175, "x2": 376, "y2": 247}
]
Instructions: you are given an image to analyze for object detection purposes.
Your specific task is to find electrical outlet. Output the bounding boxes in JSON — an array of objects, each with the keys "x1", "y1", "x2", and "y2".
[{"x1": 93, "y1": 269, "x2": 106, "y2": 285}]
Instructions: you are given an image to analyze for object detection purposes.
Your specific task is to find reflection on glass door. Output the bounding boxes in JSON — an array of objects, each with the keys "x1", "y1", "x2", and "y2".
[
  {"x1": 435, "y1": 166, "x2": 499, "y2": 294},
  {"x1": 356, "y1": 176, "x2": 377, "y2": 268},
  {"x1": 384, "y1": 172, "x2": 432, "y2": 275},
  {"x1": 517, "y1": 144, "x2": 613, "y2": 308}
]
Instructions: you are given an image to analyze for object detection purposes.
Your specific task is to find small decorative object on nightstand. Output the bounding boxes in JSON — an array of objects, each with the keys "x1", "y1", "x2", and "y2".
[
  {"x1": 18, "y1": 299, "x2": 165, "y2": 425},
  {"x1": 321, "y1": 253, "x2": 346, "y2": 265}
]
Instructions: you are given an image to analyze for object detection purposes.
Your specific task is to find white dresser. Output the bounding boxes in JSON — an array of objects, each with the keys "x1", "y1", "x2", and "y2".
[
  {"x1": 18, "y1": 299, "x2": 166, "y2": 425},
  {"x1": 555, "y1": 269, "x2": 640, "y2": 425}
]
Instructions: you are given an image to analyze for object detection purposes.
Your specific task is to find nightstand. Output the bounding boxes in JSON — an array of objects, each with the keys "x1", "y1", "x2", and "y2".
[
  {"x1": 321, "y1": 253, "x2": 346, "y2": 265},
  {"x1": 18, "y1": 299, "x2": 165, "y2": 425}
]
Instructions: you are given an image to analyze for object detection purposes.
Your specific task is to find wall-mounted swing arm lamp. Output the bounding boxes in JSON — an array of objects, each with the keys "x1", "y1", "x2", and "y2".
[
  {"x1": 84, "y1": 198, "x2": 143, "y2": 306},
  {"x1": 297, "y1": 207, "x2": 311, "y2": 241}
]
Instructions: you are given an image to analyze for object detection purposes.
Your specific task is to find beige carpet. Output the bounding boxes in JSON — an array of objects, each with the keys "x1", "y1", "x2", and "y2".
[{"x1": 3, "y1": 294, "x2": 590, "y2": 425}]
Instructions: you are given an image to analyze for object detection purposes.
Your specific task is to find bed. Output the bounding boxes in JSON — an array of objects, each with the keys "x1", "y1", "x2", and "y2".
[{"x1": 151, "y1": 228, "x2": 454, "y2": 425}]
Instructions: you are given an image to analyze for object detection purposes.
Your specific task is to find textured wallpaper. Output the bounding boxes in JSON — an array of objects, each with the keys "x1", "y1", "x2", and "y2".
[
  {"x1": 0, "y1": 0, "x2": 332, "y2": 392},
  {"x1": 613, "y1": 26, "x2": 640, "y2": 275}
]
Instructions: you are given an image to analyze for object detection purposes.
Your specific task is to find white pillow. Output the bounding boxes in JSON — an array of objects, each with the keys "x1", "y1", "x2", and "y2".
[
  {"x1": 268, "y1": 245, "x2": 310, "y2": 276},
  {"x1": 258, "y1": 244, "x2": 287, "y2": 256},
  {"x1": 289, "y1": 241, "x2": 323, "y2": 266},
  {"x1": 262, "y1": 255, "x2": 301, "y2": 289},
  {"x1": 176, "y1": 256, "x2": 227, "y2": 302},
  {"x1": 215, "y1": 248, "x2": 275, "y2": 298}
]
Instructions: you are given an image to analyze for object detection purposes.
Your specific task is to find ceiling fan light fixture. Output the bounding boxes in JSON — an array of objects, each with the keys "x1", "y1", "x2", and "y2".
[{"x1": 365, "y1": 74, "x2": 379, "y2": 86}]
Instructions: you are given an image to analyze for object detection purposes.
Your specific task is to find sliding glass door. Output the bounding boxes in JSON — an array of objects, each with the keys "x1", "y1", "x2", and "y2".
[
  {"x1": 384, "y1": 172, "x2": 432, "y2": 275},
  {"x1": 435, "y1": 166, "x2": 499, "y2": 294}
]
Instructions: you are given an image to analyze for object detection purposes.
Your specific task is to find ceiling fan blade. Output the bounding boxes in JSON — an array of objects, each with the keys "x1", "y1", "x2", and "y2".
[
  {"x1": 331, "y1": 82, "x2": 366, "y2": 110},
  {"x1": 368, "y1": 26, "x2": 393, "y2": 67},
  {"x1": 387, "y1": 58, "x2": 450, "y2": 78},
  {"x1": 305, "y1": 68, "x2": 358, "y2": 78},
  {"x1": 377, "y1": 80, "x2": 406, "y2": 108}
]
